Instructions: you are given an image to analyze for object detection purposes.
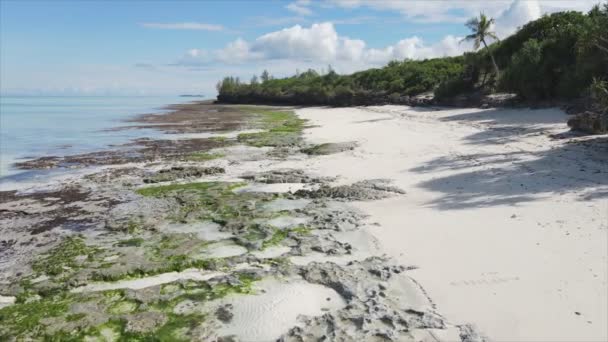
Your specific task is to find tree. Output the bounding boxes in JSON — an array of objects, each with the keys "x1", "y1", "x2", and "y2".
[
  {"x1": 260, "y1": 70, "x2": 270, "y2": 83},
  {"x1": 591, "y1": 4, "x2": 608, "y2": 55},
  {"x1": 462, "y1": 13, "x2": 500, "y2": 77},
  {"x1": 591, "y1": 78, "x2": 608, "y2": 113}
]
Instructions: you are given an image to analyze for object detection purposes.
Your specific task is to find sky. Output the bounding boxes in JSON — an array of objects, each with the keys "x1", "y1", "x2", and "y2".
[{"x1": 0, "y1": 0, "x2": 601, "y2": 96}]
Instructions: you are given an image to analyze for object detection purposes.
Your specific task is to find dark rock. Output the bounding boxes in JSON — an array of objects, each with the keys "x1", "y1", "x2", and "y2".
[
  {"x1": 215, "y1": 304, "x2": 234, "y2": 323},
  {"x1": 567, "y1": 111, "x2": 608, "y2": 134},
  {"x1": 294, "y1": 179, "x2": 405, "y2": 201},
  {"x1": 301, "y1": 142, "x2": 358, "y2": 155},
  {"x1": 143, "y1": 166, "x2": 225, "y2": 183},
  {"x1": 241, "y1": 169, "x2": 333, "y2": 184}
]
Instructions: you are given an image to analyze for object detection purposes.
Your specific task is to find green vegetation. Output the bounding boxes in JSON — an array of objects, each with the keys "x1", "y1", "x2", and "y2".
[
  {"x1": 262, "y1": 229, "x2": 289, "y2": 249},
  {"x1": 591, "y1": 78, "x2": 608, "y2": 113},
  {"x1": 1, "y1": 263, "x2": 259, "y2": 339},
  {"x1": 218, "y1": 58, "x2": 464, "y2": 106},
  {"x1": 495, "y1": 6, "x2": 608, "y2": 100},
  {"x1": 462, "y1": 13, "x2": 500, "y2": 77},
  {"x1": 0, "y1": 293, "x2": 71, "y2": 338},
  {"x1": 32, "y1": 236, "x2": 100, "y2": 276},
  {"x1": 91, "y1": 239, "x2": 223, "y2": 282},
  {"x1": 262, "y1": 225, "x2": 311, "y2": 249},
  {"x1": 144, "y1": 313, "x2": 205, "y2": 341},
  {"x1": 116, "y1": 237, "x2": 144, "y2": 247},
  {"x1": 136, "y1": 181, "x2": 280, "y2": 224},
  {"x1": 217, "y1": 5, "x2": 608, "y2": 106},
  {"x1": 135, "y1": 182, "x2": 235, "y2": 197},
  {"x1": 236, "y1": 107, "x2": 306, "y2": 147},
  {"x1": 184, "y1": 151, "x2": 225, "y2": 161}
]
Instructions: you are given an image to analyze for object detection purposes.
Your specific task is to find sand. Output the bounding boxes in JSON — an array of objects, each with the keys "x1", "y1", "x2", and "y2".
[
  {"x1": 263, "y1": 198, "x2": 311, "y2": 211},
  {"x1": 265, "y1": 215, "x2": 309, "y2": 229},
  {"x1": 216, "y1": 277, "x2": 346, "y2": 341},
  {"x1": 199, "y1": 241, "x2": 248, "y2": 259},
  {"x1": 250, "y1": 245, "x2": 291, "y2": 259},
  {"x1": 286, "y1": 105, "x2": 608, "y2": 341},
  {"x1": 0, "y1": 295, "x2": 16, "y2": 309},
  {"x1": 159, "y1": 221, "x2": 234, "y2": 241}
]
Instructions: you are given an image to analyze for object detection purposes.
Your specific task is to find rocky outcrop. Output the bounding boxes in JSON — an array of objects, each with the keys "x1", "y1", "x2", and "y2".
[
  {"x1": 294, "y1": 179, "x2": 405, "y2": 201},
  {"x1": 241, "y1": 169, "x2": 333, "y2": 184},
  {"x1": 143, "y1": 166, "x2": 225, "y2": 184},
  {"x1": 278, "y1": 258, "x2": 478, "y2": 342},
  {"x1": 301, "y1": 142, "x2": 358, "y2": 155},
  {"x1": 567, "y1": 111, "x2": 608, "y2": 134}
]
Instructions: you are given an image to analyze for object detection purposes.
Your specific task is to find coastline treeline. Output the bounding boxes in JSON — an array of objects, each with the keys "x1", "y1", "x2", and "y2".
[{"x1": 216, "y1": 5, "x2": 607, "y2": 107}]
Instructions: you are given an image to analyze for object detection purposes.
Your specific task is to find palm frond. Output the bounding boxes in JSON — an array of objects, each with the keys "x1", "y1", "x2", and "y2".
[
  {"x1": 486, "y1": 32, "x2": 499, "y2": 41},
  {"x1": 473, "y1": 37, "x2": 482, "y2": 50},
  {"x1": 463, "y1": 12, "x2": 499, "y2": 50},
  {"x1": 465, "y1": 18, "x2": 479, "y2": 32}
]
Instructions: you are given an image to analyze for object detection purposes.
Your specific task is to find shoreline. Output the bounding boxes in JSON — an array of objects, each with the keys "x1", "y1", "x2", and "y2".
[
  {"x1": 0, "y1": 102, "x2": 467, "y2": 341},
  {"x1": 0, "y1": 101, "x2": 606, "y2": 340},
  {"x1": 0, "y1": 96, "x2": 201, "y2": 179}
]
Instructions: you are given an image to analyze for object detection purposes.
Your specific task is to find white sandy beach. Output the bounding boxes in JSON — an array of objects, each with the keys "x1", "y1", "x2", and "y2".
[{"x1": 284, "y1": 105, "x2": 608, "y2": 341}]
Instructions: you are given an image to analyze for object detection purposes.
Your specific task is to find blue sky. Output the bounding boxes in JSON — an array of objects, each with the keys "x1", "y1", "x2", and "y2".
[{"x1": 0, "y1": 0, "x2": 600, "y2": 96}]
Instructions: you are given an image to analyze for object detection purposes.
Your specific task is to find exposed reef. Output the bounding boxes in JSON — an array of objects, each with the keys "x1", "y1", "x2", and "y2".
[{"x1": 0, "y1": 103, "x2": 480, "y2": 341}]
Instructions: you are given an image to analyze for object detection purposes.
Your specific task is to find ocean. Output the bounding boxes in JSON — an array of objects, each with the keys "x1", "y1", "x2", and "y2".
[{"x1": 0, "y1": 96, "x2": 194, "y2": 179}]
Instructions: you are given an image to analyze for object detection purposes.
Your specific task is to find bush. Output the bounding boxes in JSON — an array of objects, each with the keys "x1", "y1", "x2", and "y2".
[
  {"x1": 591, "y1": 78, "x2": 608, "y2": 113},
  {"x1": 500, "y1": 39, "x2": 544, "y2": 100},
  {"x1": 435, "y1": 77, "x2": 474, "y2": 99}
]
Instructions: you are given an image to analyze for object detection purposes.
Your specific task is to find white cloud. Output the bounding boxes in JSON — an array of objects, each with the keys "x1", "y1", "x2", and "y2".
[
  {"x1": 493, "y1": 0, "x2": 542, "y2": 38},
  {"x1": 251, "y1": 23, "x2": 340, "y2": 61},
  {"x1": 178, "y1": 22, "x2": 469, "y2": 70},
  {"x1": 215, "y1": 38, "x2": 258, "y2": 63},
  {"x1": 491, "y1": 0, "x2": 597, "y2": 39},
  {"x1": 140, "y1": 22, "x2": 224, "y2": 31},
  {"x1": 286, "y1": 0, "x2": 313, "y2": 16},
  {"x1": 187, "y1": 49, "x2": 203, "y2": 57}
]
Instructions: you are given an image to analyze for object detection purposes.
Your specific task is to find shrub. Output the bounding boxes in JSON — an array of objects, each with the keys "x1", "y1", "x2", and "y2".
[{"x1": 434, "y1": 77, "x2": 474, "y2": 99}]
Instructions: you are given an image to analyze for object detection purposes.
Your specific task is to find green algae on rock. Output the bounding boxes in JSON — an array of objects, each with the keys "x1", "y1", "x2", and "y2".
[
  {"x1": 183, "y1": 151, "x2": 226, "y2": 162},
  {"x1": 236, "y1": 107, "x2": 306, "y2": 147},
  {"x1": 143, "y1": 166, "x2": 225, "y2": 184},
  {"x1": 135, "y1": 181, "x2": 281, "y2": 226},
  {"x1": 0, "y1": 271, "x2": 261, "y2": 340},
  {"x1": 32, "y1": 236, "x2": 101, "y2": 277}
]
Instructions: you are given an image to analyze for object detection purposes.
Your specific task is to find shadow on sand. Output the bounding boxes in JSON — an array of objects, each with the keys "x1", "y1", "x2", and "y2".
[{"x1": 410, "y1": 108, "x2": 608, "y2": 209}]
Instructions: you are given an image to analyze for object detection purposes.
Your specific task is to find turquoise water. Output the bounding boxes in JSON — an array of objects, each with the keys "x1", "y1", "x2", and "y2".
[{"x1": 0, "y1": 96, "x2": 193, "y2": 178}]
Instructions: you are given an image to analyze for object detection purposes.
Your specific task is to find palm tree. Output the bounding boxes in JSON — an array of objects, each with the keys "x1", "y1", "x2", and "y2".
[{"x1": 462, "y1": 13, "x2": 500, "y2": 77}]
